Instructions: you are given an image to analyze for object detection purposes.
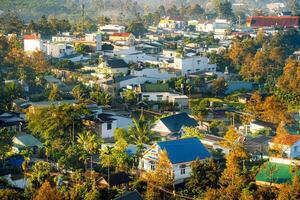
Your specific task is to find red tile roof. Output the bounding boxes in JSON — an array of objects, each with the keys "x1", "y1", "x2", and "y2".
[
  {"x1": 111, "y1": 32, "x2": 131, "y2": 37},
  {"x1": 23, "y1": 34, "x2": 40, "y2": 40},
  {"x1": 271, "y1": 134, "x2": 300, "y2": 146},
  {"x1": 246, "y1": 16, "x2": 300, "y2": 28}
]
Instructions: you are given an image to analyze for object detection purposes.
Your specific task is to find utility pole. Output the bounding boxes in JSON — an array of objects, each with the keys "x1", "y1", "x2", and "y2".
[{"x1": 81, "y1": 4, "x2": 85, "y2": 34}]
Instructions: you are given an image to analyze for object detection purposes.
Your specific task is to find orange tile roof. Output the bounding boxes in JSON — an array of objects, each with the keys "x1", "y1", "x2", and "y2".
[
  {"x1": 271, "y1": 134, "x2": 300, "y2": 146},
  {"x1": 23, "y1": 34, "x2": 40, "y2": 40},
  {"x1": 111, "y1": 32, "x2": 131, "y2": 37}
]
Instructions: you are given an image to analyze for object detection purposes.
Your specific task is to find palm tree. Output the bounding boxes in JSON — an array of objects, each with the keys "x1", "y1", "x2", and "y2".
[
  {"x1": 44, "y1": 140, "x2": 51, "y2": 162},
  {"x1": 77, "y1": 131, "x2": 101, "y2": 181},
  {"x1": 128, "y1": 112, "x2": 153, "y2": 146},
  {"x1": 20, "y1": 148, "x2": 33, "y2": 183},
  {"x1": 128, "y1": 112, "x2": 154, "y2": 167},
  {"x1": 100, "y1": 146, "x2": 114, "y2": 188}
]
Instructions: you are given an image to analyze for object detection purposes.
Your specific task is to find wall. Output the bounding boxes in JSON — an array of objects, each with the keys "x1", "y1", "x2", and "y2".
[
  {"x1": 24, "y1": 39, "x2": 43, "y2": 52},
  {"x1": 151, "y1": 120, "x2": 170, "y2": 135},
  {"x1": 291, "y1": 140, "x2": 300, "y2": 158},
  {"x1": 174, "y1": 56, "x2": 216, "y2": 74},
  {"x1": 101, "y1": 120, "x2": 117, "y2": 138}
]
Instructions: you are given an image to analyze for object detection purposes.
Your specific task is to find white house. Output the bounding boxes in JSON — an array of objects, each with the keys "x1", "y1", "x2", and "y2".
[
  {"x1": 173, "y1": 56, "x2": 216, "y2": 74},
  {"x1": 52, "y1": 33, "x2": 75, "y2": 43},
  {"x1": 140, "y1": 137, "x2": 211, "y2": 184},
  {"x1": 214, "y1": 19, "x2": 231, "y2": 39},
  {"x1": 131, "y1": 68, "x2": 176, "y2": 81},
  {"x1": 85, "y1": 33, "x2": 102, "y2": 52},
  {"x1": 138, "y1": 83, "x2": 188, "y2": 107},
  {"x1": 269, "y1": 134, "x2": 300, "y2": 159},
  {"x1": 23, "y1": 34, "x2": 45, "y2": 53},
  {"x1": 84, "y1": 113, "x2": 132, "y2": 139},
  {"x1": 196, "y1": 20, "x2": 214, "y2": 32},
  {"x1": 98, "y1": 24, "x2": 126, "y2": 34},
  {"x1": 46, "y1": 43, "x2": 74, "y2": 58}
]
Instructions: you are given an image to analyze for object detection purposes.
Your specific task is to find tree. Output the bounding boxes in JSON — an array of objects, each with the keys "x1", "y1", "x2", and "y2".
[
  {"x1": 0, "y1": 189, "x2": 23, "y2": 200},
  {"x1": 0, "y1": 128, "x2": 14, "y2": 163},
  {"x1": 277, "y1": 59, "x2": 300, "y2": 96},
  {"x1": 181, "y1": 127, "x2": 203, "y2": 139},
  {"x1": 219, "y1": 127, "x2": 249, "y2": 186},
  {"x1": 31, "y1": 51, "x2": 50, "y2": 73},
  {"x1": 34, "y1": 181, "x2": 63, "y2": 200},
  {"x1": 126, "y1": 21, "x2": 146, "y2": 37},
  {"x1": 187, "y1": 158, "x2": 221, "y2": 196},
  {"x1": 214, "y1": 0, "x2": 234, "y2": 20},
  {"x1": 211, "y1": 77, "x2": 227, "y2": 96},
  {"x1": 122, "y1": 89, "x2": 137, "y2": 105},
  {"x1": 143, "y1": 150, "x2": 173, "y2": 200},
  {"x1": 72, "y1": 84, "x2": 87, "y2": 101},
  {"x1": 29, "y1": 161, "x2": 52, "y2": 189},
  {"x1": 48, "y1": 84, "x2": 61, "y2": 101},
  {"x1": 89, "y1": 87, "x2": 112, "y2": 106},
  {"x1": 77, "y1": 131, "x2": 101, "y2": 182},
  {"x1": 75, "y1": 43, "x2": 89, "y2": 54},
  {"x1": 100, "y1": 146, "x2": 114, "y2": 188}
]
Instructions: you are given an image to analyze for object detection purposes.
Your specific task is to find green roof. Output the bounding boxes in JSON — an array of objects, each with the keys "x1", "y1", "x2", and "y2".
[
  {"x1": 142, "y1": 83, "x2": 169, "y2": 92},
  {"x1": 256, "y1": 162, "x2": 300, "y2": 184},
  {"x1": 14, "y1": 134, "x2": 42, "y2": 147}
]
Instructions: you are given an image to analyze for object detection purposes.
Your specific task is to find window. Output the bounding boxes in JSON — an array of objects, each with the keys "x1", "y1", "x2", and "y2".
[
  {"x1": 151, "y1": 164, "x2": 155, "y2": 171},
  {"x1": 180, "y1": 164, "x2": 186, "y2": 175},
  {"x1": 294, "y1": 146, "x2": 298, "y2": 152},
  {"x1": 180, "y1": 167, "x2": 186, "y2": 174},
  {"x1": 107, "y1": 122, "x2": 112, "y2": 130}
]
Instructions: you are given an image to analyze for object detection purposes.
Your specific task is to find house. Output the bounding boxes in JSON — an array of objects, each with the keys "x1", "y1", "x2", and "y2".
[
  {"x1": 131, "y1": 68, "x2": 176, "y2": 81},
  {"x1": 214, "y1": 19, "x2": 231, "y2": 39},
  {"x1": 158, "y1": 16, "x2": 185, "y2": 30},
  {"x1": 200, "y1": 134, "x2": 229, "y2": 155},
  {"x1": 23, "y1": 34, "x2": 45, "y2": 53},
  {"x1": 152, "y1": 112, "x2": 198, "y2": 137},
  {"x1": 0, "y1": 111, "x2": 25, "y2": 132},
  {"x1": 12, "y1": 134, "x2": 42, "y2": 154},
  {"x1": 196, "y1": 20, "x2": 214, "y2": 32},
  {"x1": 52, "y1": 32, "x2": 76, "y2": 43},
  {"x1": 138, "y1": 83, "x2": 189, "y2": 107},
  {"x1": 98, "y1": 57, "x2": 129, "y2": 75},
  {"x1": 242, "y1": 135, "x2": 272, "y2": 159},
  {"x1": 114, "y1": 190, "x2": 143, "y2": 200},
  {"x1": 99, "y1": 172, "x2": 132, "y2": 188},
  {"x1": 139, "y1": 137, "x2": 211, "y2": 184},
  {"x1": 101, "y1": 75, "x2": 158, "y2": 95},
  {"x1": 246, "y1": 16, "x2": 300, "y2": 29},
  {"x1": 249, "y1": 120, "x2": 276, "y2": 134},
  {"x1": 83, "y1": 112, "x2": 132, "y2": 139},
  {"x1": 46, "y1": 43, "x2": 74, "y2": 58},
  {"x1": 73, "y1": 33, "x2": 102, "y2": 52},
  {"x1": 109, "y1": 33, "x2": 135, "y2": 46},
  {"x1": 98, "y1": 24, "x2": 126, "y2": 34},
  {"x1": 269, "y1": 134, "x2": 300, "y2": 159},
  {"x1": 173, "y1": 56, "x2": 216, "y2": 75}
]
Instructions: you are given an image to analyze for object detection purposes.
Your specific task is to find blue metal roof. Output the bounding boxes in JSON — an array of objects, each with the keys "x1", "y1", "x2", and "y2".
[
  {"x1": 157, "y1": 137, "x2": 211, "y2": 164},
  {"x1": 160, "y1": 112, "x2": 198, "y2": 133}
]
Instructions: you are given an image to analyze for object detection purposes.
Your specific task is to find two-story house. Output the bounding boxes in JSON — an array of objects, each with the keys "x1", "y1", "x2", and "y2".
[
  {"x1": 140, "y1": 137, "x2": 211, "y2": 184},
  {"x1": 269, "y1": 134, "x2": 300, "y2": 159}
]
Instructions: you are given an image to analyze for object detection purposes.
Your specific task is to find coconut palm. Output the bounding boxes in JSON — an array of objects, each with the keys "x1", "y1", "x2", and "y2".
[
  {"x1": 77, "y1": 131, "x2": 101, "y2": 181},
  {"x1": 100, "y1": 146, "x2": 114, "y2": 188}
]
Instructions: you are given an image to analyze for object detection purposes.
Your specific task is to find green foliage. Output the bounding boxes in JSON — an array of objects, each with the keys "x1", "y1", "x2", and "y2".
[
  {"x1": 187, "y1": 158, "x2": 221, "y2": 195},
  {"x1": 0, "y1": 128, "x2": 14, "y2": 162},
  {"x1": 126, "y1": 21, "x2": 147, "y2": 37},
  {"x1": 181, "y1": 127, "x2": 204, "y2": 140},
  {"x1": 75, "y1": 43, "x2": 89, "y2": 54},
  {"x1": 0, "y1": 189, "x2": 24, "y2": 200},
  {"x1": 89, "y1": 87, "x2": 112, "y2": 106}
]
